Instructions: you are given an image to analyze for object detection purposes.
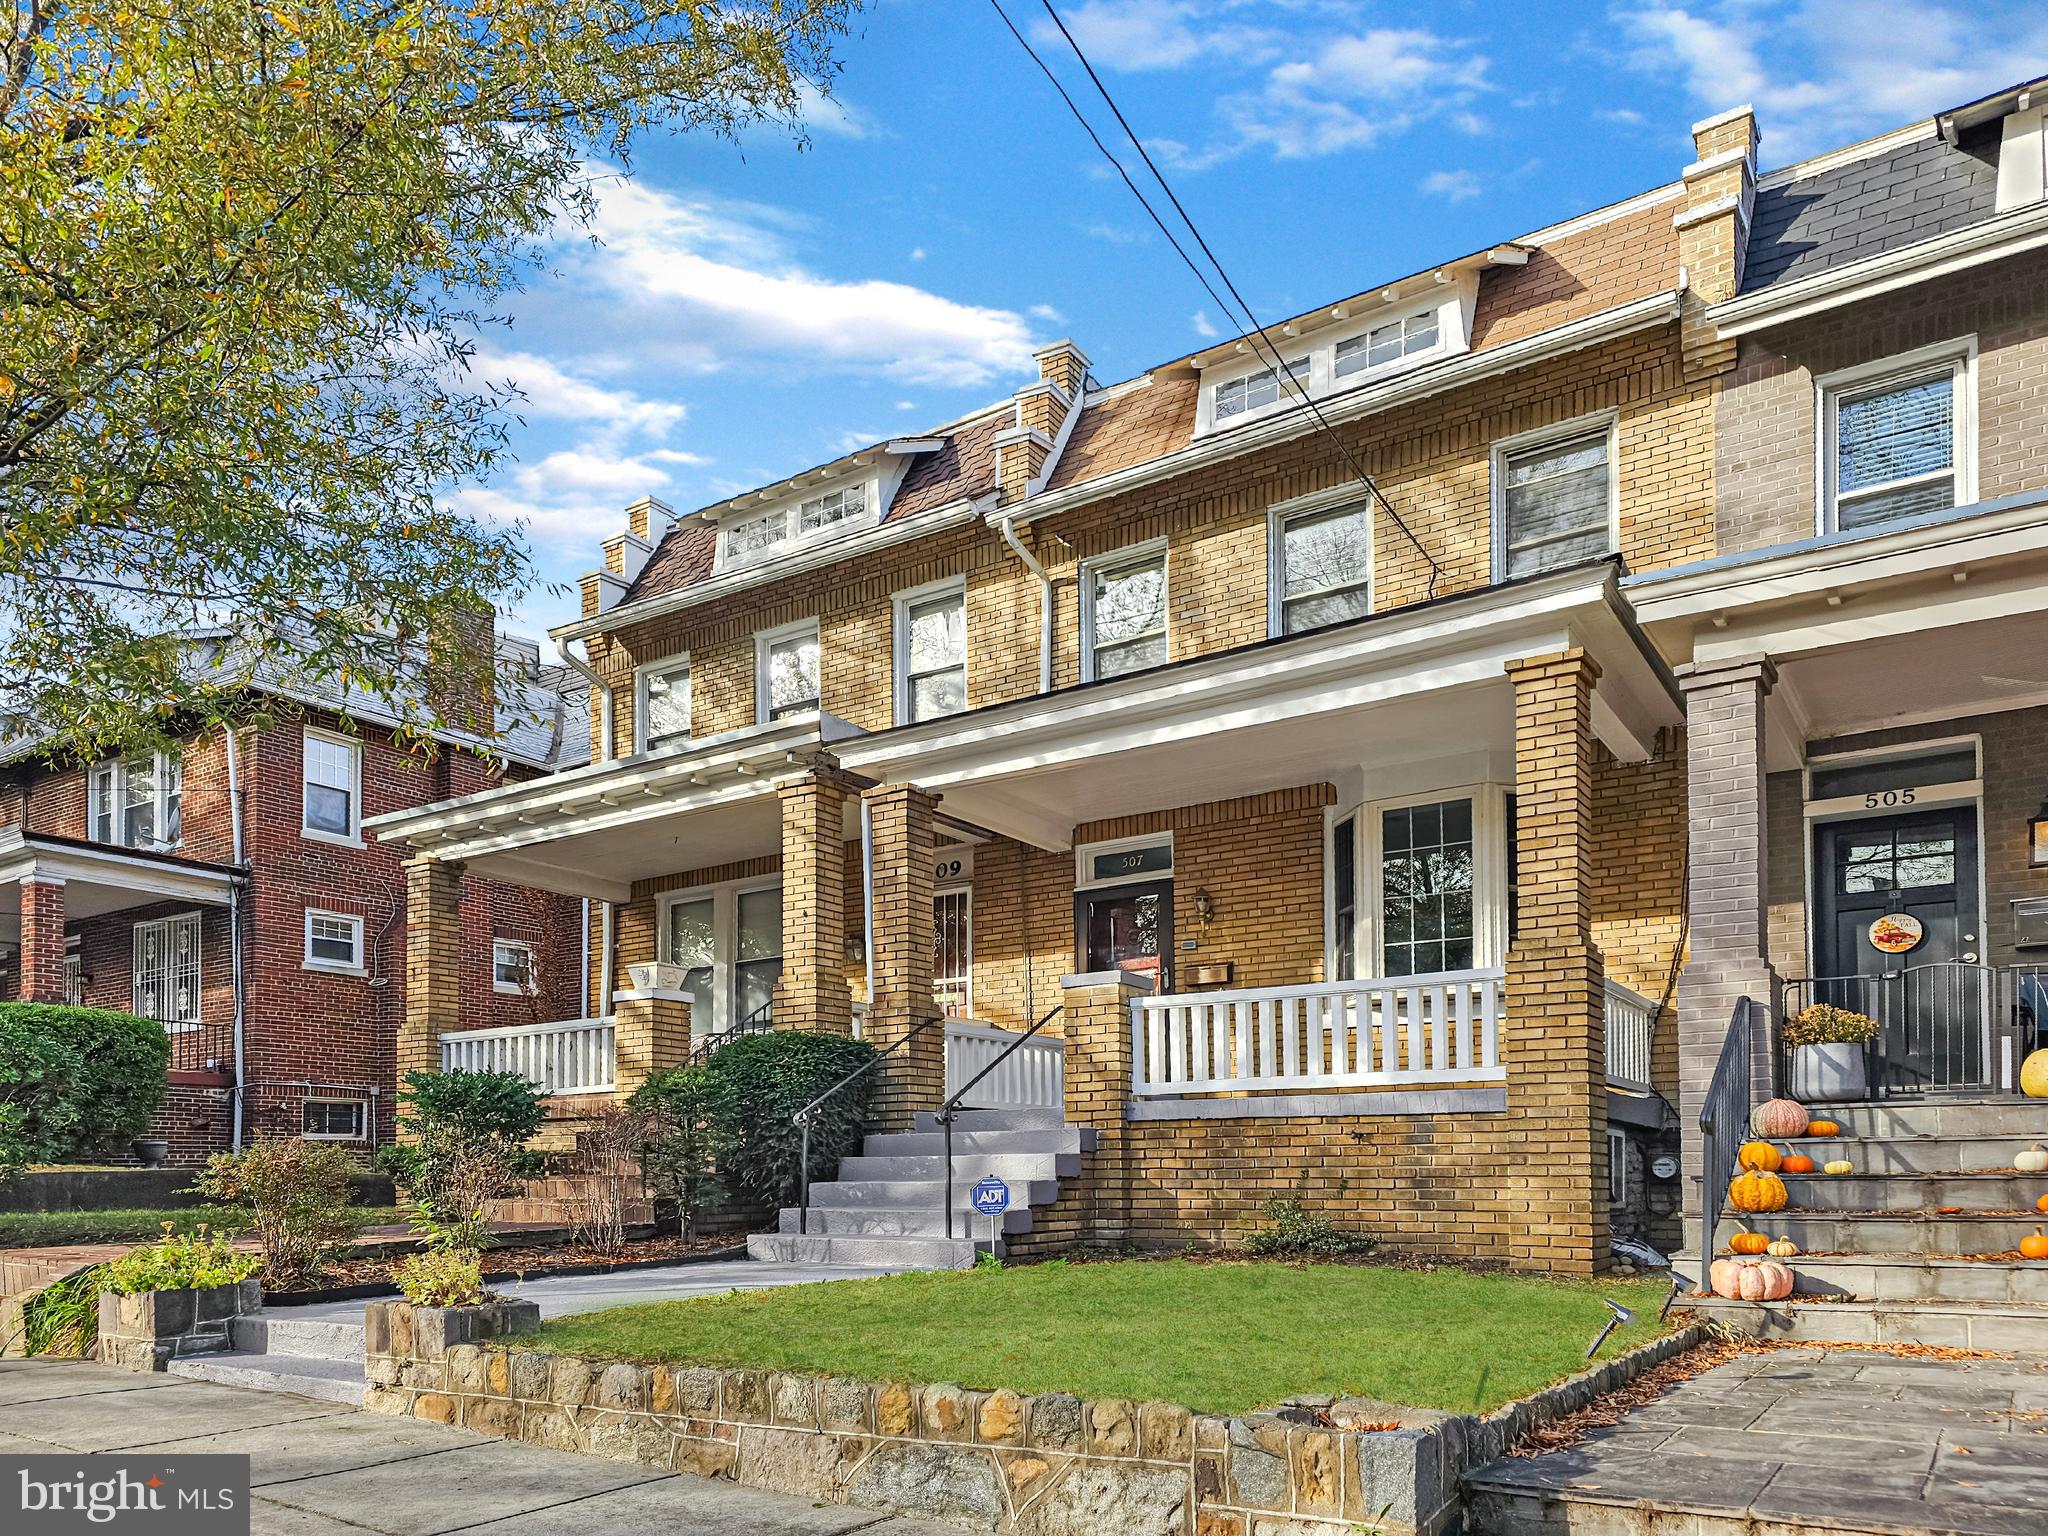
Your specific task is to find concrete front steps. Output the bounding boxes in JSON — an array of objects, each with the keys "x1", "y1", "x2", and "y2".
[
  {"x1": 1683, "y1": 1294, "x2": 2048, "y2": 1350},
  {"x1": 748, "y1": 1108, "x2": 1094, "y2": 1270},
  {"x1": 165, "y1": 1310, "x2": 366, "y2": 1405}
]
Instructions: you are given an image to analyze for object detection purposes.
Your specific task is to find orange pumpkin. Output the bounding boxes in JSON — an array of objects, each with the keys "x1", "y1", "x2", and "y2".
[
  {"x1": 2022, "y1": 1228, "x2": 2048, "y2": 1261},
  {"x1": 2036, "y1": 1193, "x2": 2048, "y2": 1215},
  {"x1": 1710, "y1": 1257, "x2": 1796, "y2": 1300},
  {"x1": 1806, "y1": 1119, "x2": 1840, "y2": 1137},
  {"x1": 1728, "y1": 1226, "x2": 1770, "y2": 1255},
  {"x1": 1729, "y1": 1169, "x2": 1789, "y2": 1214},
  {"x1": 1750, "y1": 1098, "x2": 1810, "y2": 1139},
  {"x1": 1780, "y1": 1148, "x2": 1818, "y2": 1174},
  {"x1": 1737, "y1": 1140, "x2": 1783, "y2": 1173}
]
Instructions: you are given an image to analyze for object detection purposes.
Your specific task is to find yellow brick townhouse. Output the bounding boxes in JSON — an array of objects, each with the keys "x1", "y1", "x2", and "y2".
[{"x1": 372, "y1": 74, "x2": 2048, "y2": 1281}]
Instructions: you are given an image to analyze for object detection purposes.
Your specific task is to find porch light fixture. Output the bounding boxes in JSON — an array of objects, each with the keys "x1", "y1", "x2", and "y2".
[
  {"x1": 2031, "y1": 798, "x2": 2048, "y2": 867},
  {"x1": 1193, "y1": 888, "x2": 1216, "y2": 925}
]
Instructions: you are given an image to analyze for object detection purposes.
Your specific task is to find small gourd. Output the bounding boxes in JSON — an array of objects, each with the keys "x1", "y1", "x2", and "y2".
[
  {"x1": 2023, "y1": 1228, "x2": 2048, "y2": 1261},
  {"x1": 2016, "y1": 1144, "x2": 2048, "y2": 1174},
  {"x1": 1728, "y1": 1226, "x2": 1770, "y2": 1255},
  {"x1": 1780, "y1": 1146, "x2": 1818, "y2": 1175},
  {"x1": 2022, "y1": 1049, "x2": 2048, "y2": 1099},
  {"x1": 2036, "y1": 1192, "x2": 2048, "y2": 1215},
  {"x1": 1806, "y1": 1119, "x2": 1840, "y2": 1137},
  {"x1": 1729, "y1": 1169, "x2": 1789, "y2": 1213},
  {"x1": 1737, "y1": 1140, "x2": 1783, "y2": 1173},
  {"x1": 1822, "y1": 1159, "x2": 1854, "y2": 1175},
  {"x1": 1750, "y1": 1098, "x2": 1811, "y2": 1138},
  {"x1": 1767, "y1": 1236, "x2": 1799, "y2": 1258}
]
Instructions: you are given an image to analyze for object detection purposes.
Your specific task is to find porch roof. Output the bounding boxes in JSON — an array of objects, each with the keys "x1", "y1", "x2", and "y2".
[
  {"x1": 368, "y1": 562, "x2": 1678, "y2": 896},
  {"x1": 0, "y1": 829, "x2": 241, "y2": 945}
]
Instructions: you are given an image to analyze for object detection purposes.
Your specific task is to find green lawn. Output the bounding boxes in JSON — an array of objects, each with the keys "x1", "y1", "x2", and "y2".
[
  {"x1": 527, "y1": 1260, "x2": 1675, "y2": 1416},
  {"x1": 0, "y1": 1206, "x2": 404, "y2": 1248}
]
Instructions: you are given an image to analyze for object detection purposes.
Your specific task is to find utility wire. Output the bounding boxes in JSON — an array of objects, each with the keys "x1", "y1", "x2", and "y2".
[{"x1": 999, "y1": 0, "x2": 1446, "y2": 596}]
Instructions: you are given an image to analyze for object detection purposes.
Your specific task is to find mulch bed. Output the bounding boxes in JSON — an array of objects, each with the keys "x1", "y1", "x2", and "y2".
[{"x1": 270, "y1": 1231, "x2": 743, "y2": 1295}]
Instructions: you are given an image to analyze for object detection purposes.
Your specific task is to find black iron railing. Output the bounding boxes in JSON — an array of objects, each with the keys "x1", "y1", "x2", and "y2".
[
  {"x1": 791, "y1": 1016, "x2": 944, "y2": 1235},
  {"x1": 165, "y1": 1017, "x2": 237, "y2": 1075},
  {"x1": 688, "y1": 999, "x2": 774, "y2": 1066},
  {"x1": 1781, "y1": 962, "x2": 2048, "y2": 1098},
  {"x1": 936, "y1": 1006, "x2": 1062, "y2": 1244},
  {"x1": 1697, "y1": 997, "x2": 1754, "y2": 1277}
]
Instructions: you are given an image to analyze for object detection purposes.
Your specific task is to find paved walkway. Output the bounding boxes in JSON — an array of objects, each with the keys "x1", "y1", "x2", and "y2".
[
  {"x1": 1467, "y1": 1347, "x2": 2048, "y2": 1535},
  {"x1": 0, "y1": 1358, "x2": 952, "y2": 1535}
]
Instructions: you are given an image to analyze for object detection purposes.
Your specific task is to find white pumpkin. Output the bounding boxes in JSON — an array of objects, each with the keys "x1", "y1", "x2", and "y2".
[{"x1": 2016, "y1": 1144, "x2": 2048, "y2": 1174}]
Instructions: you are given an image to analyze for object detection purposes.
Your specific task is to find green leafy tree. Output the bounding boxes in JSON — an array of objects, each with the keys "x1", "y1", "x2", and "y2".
[{"x1": 0, "y1": 0, "x2": 859, "y2": 758}]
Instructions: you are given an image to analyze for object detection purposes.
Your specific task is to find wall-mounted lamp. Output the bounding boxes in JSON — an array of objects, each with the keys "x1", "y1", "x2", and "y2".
[
  {"x1": 843, "y1": 932, "x2": 867, "y2": 965},
  {"x1": 2032, "y1": 798, "x2": 2048, "y2": 868},
  {"x1": 1192, "y1": 887, "x2": 1216, "y2": 925}
]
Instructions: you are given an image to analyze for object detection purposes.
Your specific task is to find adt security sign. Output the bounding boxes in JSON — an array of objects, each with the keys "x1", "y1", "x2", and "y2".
[{"x1": 971, "y1": 1176, "x2": 1011, "y2": 1215}]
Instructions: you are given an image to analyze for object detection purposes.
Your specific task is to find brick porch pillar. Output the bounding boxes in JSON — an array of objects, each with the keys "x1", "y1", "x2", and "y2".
[
  {"x1": 1502, "y1": 650, "x2": 1609, "y2": 1276},
  {"x1": 772, "y1": 766, "x2": 855, "y2": 1036},
  {"x1": 1060, "y1": 970, "x2": 1148, "y2": 1249},
  {"x1": 863, "y1": 783, "x2": 942, "y2": 1130},
  {"x1": 1674, "y1": 655, "x2": 1781, "y2": 1236},
  {"x1": 612, "y1": 990, "x2": 691, "y2": 1101},
  {"x1": 400, "y1": 858, "x2": 464, "y2": 1118},
  {"x1": 18, "y1": 876, "x2": 67, "y2": 1003}
]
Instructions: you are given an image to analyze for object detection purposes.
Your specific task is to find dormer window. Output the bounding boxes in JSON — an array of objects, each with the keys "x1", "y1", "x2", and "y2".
[
  {"x1": 1336, "y1": 311, "x2": 1438, "y2": 377},
  {"x1": 719, "y1": 479, "x2": 874, "y2": 570},
  {"x1": 1213, "y1": 357, "x2": 1309, "y2": 423},
  {"x1": 799, "y1": 485, "x2": 864, "y2": 534}
]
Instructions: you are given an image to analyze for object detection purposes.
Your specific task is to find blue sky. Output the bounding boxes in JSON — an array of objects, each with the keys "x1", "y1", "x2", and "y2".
[{"x1": 466, "y1": 0, "x2": 2048, "y2": 640}]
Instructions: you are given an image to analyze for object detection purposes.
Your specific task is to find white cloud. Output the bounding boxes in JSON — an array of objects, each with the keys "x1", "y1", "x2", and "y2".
[
  {"x1": 1615, "y1": 1, "x2": 2048, "y2": 161},
  {"x1": 1029, "y1": 303, "x2": 1066, "y2": 323},
  {"x1": 909, "y1": 246, "x2": 926, "y2": 261},
  {"x1": 794, "y1": 79, "x2": 878, "y2": 139},
  {"x1": 568, "y1": 176, "x2": 1042, "y2": 388},
  {"x1": 895, "y1": 399, "x2": 919, "y2": 411},
  {"x1": 1082, "y1": 221, "x2": 1143, "y2": 243},
  {"x1": 1033, "y1": 0, "x2": 1279, "y2": 72},
  {"x1": 470, "y1": 348, "x2": 685, "y2": 439},
  {"x1": 1220, "y1": 29, "x2": 1492, "y2": 161},
  {"x1": 829, "y1": 429, "x2": 884, "y2": 454},
  {"x1": 1191, "y1": 309, "x2": 1220, "y2": 338},
  {"x1": 1420, "y1": 169, "x2": 1482, "y2": 202}
]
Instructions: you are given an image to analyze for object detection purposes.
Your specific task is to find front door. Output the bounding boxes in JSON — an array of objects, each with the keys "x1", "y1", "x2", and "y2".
[
  {"x1": 1812, "y1": 806, "x2": 1983, "y2": 1091},
  {"x1": 1077, "y1": 880, "x2": 1173, "y2": 991}
]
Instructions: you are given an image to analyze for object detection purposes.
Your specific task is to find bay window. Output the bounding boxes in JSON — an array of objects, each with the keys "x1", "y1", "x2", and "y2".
[
  {"x1": 89, "y1": 752, "x2": 182, "y2": 850},
  {"x1": 1329, "y1": 786, "x2": 1515, "y2": 979}
]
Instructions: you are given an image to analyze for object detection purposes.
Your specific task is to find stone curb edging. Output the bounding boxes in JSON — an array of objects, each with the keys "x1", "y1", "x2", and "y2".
[
  {"x1": 262, "y1": 1244, "x2": 750, "y2": 1308},
  {"x1": 361, "y1": 1302, "x2": 1707, "y2": 1536}
]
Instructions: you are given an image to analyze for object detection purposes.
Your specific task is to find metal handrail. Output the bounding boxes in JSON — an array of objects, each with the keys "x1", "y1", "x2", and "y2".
[
  {"x1": 792, "y1": 1015, "x2": 943, "y2": 1235},
  {"x1": 937, "y1": 1006, "x2": 1063, "y2": 1243},
  {"x1": 1696, "y1": 997, "x2": 1754, "y2": 1280},
  {"x1": 688, "y1": 998, "x2": 774, "y2": 1066}
]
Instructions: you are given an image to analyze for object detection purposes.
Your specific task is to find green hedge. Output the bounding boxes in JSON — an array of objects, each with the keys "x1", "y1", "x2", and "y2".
[
  {"x1": 707, "y1": 1030, "x2": 878, "y2": 1208},
  {"x1": 0, "y1": 1003, "x2": 170, "y2": 1179}
]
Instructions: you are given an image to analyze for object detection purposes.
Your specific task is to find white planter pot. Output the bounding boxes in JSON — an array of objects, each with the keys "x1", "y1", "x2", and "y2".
[
  {"x1": 1791, "y1": 1040, "x2": 1868, "y2": 1103},
  {"x1": 626, "y1": 962, "x2": 686, "y2": 992}
]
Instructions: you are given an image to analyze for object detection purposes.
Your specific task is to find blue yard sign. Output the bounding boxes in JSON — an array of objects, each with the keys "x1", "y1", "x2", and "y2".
[{"x1": 970, "y1": 1176, "x2": 1011, "y2": 1215}]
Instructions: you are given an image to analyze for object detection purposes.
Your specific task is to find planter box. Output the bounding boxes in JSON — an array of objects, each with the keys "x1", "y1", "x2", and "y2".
[
  {"x1": 97, "y1": 1280, "x2": 261, "y2": 1373},
  {"x1": 1791, "y1": 1041, "x2": 1869, "y2": 1102}
]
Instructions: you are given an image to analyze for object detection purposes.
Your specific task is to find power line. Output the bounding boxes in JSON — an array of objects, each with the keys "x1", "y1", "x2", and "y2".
[{"x1": 1000, "y1": 0, "x2": 1446, "y2": 596}]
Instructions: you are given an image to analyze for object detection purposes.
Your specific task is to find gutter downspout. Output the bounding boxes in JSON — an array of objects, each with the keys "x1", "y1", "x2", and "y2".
[
  {"x1": 598, "y1": 900, "x2": 615, "y2": 1017},
  {"x1": 554, "y1": 635, "x2": 613, "y2": 764},
  {"x1": 860, "y1": 797, "x2": 876, "y2": 1034},
  {"x1": 224, "y1": 726, "x2": 249, "y2": 1151},
  {"x1": 999, "y1": 514, "x2": 1054, "y2": 694},
  {"x1": 579, "y1": 897, "x2": 592, "y2": 1018}
]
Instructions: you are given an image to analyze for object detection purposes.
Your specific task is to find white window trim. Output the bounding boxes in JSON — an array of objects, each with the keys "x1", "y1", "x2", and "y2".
[
  {"x1": 132, "y1": 910, "x2": 203, "y2": 1031},
  {"x1": 1362, "y1": 784, "x2": 1512, "y2": 977},
  {"x1": 1074, "y1": 832, "x2": 1175, "y2": 892},
  {"x1": 492, "y1": 937, "x2": 537, "y2": 995},
  {"x1": 301, "y1": 1097, "x2": 368, "y2": 1142},
  {"x1": 302, "y1": 908, "x2": 367, "y2": 976},
  {"x1": 633, "y1": 653, "x2": 692, "y2": 754},
  {"x1": 301, "y1": 725, "x2": 365, "y2": 847},
  {"x1": 1608, "y1": 1127, "x2": 1628, "y2": 1204},
  {"x1": 655, "y1": 877, "x2": 783, "y2": 1035},
  {"x1": 892, "y1": 576, "x2": 969, "y2": 727},
  {"x1": 1489, "y1": 410, "x2": 1621, "y2": 585},
  {"x1": 88, "y1": 751, "x2": 183, "y2": 851},
  {"x1": 754, "y1": 618, "x2": 822, "y2": 726},
  {"x1": 1814, "y1": 336, "x2": 1978, "y2": 536},
  {"x1": 716, "y1": 476, "x2": 877, "y2": 573},
  {"x1": 1078, "y1": 538, "x2": 1169, "y2": 684},
  {"x1": 1267, "y1": 486, "x2": 1375, "y2": 639}
]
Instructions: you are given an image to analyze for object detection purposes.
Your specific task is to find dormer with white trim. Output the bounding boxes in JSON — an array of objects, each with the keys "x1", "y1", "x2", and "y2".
[
  {"x1": 690, "y1": 439, "x2": 947, "y2": 574},
  {"x1": 1936, "y1": 76, "x2": 2048, "y2": 213},
  {"x1": 1183, "y1": 248, "x2": 1527, "y2": 439}
]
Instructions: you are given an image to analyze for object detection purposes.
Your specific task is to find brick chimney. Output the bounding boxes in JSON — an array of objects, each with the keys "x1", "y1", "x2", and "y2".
[
  {"x1": 580, "y1": 496, "x2": 671, "y2": 618},
  {"x1": 994, "y1": 340, "x2": 1091, "y2": 505},
  {"x1": 1673, "y1": 104, "x2": 1759, "y2": 378}
]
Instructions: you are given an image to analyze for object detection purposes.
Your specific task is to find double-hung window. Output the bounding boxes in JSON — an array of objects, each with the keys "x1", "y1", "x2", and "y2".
[
  {"x1": 1083, "y1": 545, "x2": 1167, "y2": 681},
  {"x1": 302, "y1": 728, "x2": 362, "y2": 843},
  {"x1": 896, "y1": 582, "x2": 967, "y2": 724},
  {"x1": 492, "y1": 939, "x2": 536, "y2": 994},
  {"x1": 304, "y1": 910, "x2": 365, "y2": 973},
  {"x1": 756, "y1": 621, "x2": 821, "y2": 723},
  {"x1": 1496, "y1": 423, "x2": 1615, "y2": 581},
  {"x1": 1212, "y1": 355, "x2": 1309, "y2": 423},
  {"x1": 88, "y1": 753, "x2": 182, "y2": 849},
  {"x1": 1822, "y1": 346, "x2": 1972, "y2": 532},
  {"x1": 133, "y1": 912, "x2": 202, "y2": 1027},
  {"x1": 637, "y1": 656, "x2": 691, "y2": 750},
  {"x1": 1273, "y1": 500, "x2": 1371, "y2": 635}
]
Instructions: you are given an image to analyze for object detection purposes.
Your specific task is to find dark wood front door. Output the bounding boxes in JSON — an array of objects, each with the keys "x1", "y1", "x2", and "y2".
[{"x1": 1077, "y1": 880, "x2": 1173, "y2": 992}]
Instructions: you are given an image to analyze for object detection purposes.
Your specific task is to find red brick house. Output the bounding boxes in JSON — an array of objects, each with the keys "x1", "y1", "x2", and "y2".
[{"x1": 0, "y1": 628, "x2": 587, "y2": 1163}]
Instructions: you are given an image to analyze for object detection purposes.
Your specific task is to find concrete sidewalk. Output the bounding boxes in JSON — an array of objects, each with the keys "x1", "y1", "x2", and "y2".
[{"x1": 0, "y1": 1358, "x2": 953, "y2": 1535}]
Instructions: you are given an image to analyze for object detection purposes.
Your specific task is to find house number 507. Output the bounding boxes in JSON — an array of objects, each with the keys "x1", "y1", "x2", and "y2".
[{"x1": 1863, "y1": 788, "x2": 1917, "y2": 809}]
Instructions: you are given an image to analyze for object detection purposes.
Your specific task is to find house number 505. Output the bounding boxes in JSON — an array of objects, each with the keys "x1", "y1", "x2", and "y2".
[{"x1": 1863, "y1": 788, "x2": 1917, "y2": 809}]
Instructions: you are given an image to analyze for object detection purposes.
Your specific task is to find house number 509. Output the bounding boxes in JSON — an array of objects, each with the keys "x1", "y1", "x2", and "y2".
[{"x1": 1863, "y1": 788, "x2": 1917, "y2": 809}]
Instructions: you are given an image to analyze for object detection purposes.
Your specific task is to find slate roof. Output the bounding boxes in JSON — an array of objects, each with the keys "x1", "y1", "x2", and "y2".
[{"x1": 1741, "y1": 126, "x2": 2001, "y2": 294}]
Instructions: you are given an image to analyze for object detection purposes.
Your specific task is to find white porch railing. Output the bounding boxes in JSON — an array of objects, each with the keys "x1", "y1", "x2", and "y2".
[
  {"x1": 944, "y1": 1018, "x2": 1065, "y2": 1110},
  {"x1": 1131, "y1": 969, "x2": 1505, "y2": 1097},
  {"x1": 439, "y1": 1018, "x2": 616, "y2": 1096},
  {"x1": 1603, "y1": 980, "x2": 1659, "y2": 1093}
]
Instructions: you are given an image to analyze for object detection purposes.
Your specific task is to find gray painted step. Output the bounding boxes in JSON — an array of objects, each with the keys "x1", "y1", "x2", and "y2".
[
  {"x1": 1780, "y1": 1133, "x2": 2044, "y2": 1174},
  {"x1": 805, "y1": 1177, "x2": 1060, "y2": 1209},
  {"x1": 166, "y1": 1350, "x2": 366, "y2": 1406},
  {"x1": 910, "y1": 1108, "x2": 1064, "y2": 1133},
  {"x1": 1795, "y1": 1097, "x2": 2048, "y2": 1139},
  {"x1": 859, "y1": 1128, "x2": 1093, "y2": 1157},
  {"x1": 1682, "y1": 1293, "x2": 2048, "y2": 1351},
  {"x1": 835, "y1": 1151, "x2": 1080, "y2": 1181},
  {"x1": 776, "y1": 1205, "x2": 1032, "y2": 1237},
  {"x1": 1777, "y1": 1253, "x2": 2048, "y2": 1304},
  {"x1": 227, "y1": 1313, "x2": 364, "y2": 1362},
  {"x1": 1777, "y1": 1170, "x2": 2039, "y2": 1210},
  {"x1": 1716, "y1": 1209, "x2": 2041, "y2": 1255},
  {"x1": 745, "y1": 1232, "x2": 993, "y2": 1269}
]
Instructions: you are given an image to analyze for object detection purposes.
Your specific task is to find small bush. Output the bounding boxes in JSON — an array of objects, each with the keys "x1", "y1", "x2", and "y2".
[
  {"x1": 707, "y1": 1030, "x2": 878, "y2": 1208},
  {"x1": 394, "y1": 1246, "x2": 487, "y2": 1308},
  {"x1": 1784, "y1": 1003, "x2": 1880, "y2": 1047},
  {"x1": 102, "y1": 1226, "x2": 261, "y2": 1294},
  {"x1": 19, "y1": 1264, "x2": 105, "y2": 1357},
  {"x1": 395, "y1": 1069, "x2": 546, "y2": 1249},
  {"x1": 194, "y1": 1138, "x2": 364, "y2": 1290},
  {"x1": 0, "y1": 1003, "x2": 170, "y2": 1177},
  {"x1": 562, "y1": 1104, "x2": 648, "y2": 1259},
  {"x1": 1242, "y1": 1197, "x2": 1379, "y2": 1260},
  {"x1": 630, "y1": 1066, "x2": 735, "y2": 1237}
]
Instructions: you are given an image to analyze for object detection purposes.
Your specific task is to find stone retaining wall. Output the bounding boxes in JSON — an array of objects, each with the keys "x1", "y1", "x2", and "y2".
[{"x1": 362, "y1": 1299, "x2": 1706, "y2": 1535}]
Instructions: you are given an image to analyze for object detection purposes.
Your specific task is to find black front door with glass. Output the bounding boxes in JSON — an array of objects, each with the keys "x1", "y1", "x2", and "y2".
[
  {"x1": 1077, "y1": 880, "x2": 1173, "y2": 991},
  {"x1": 1811, "y1": 807, "x2": 1982, "y2": 1091}
]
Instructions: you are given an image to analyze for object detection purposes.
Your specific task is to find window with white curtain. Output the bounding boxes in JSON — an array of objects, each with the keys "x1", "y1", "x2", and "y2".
[
  {"x1": 1496, "y1": 425, "x2": 1614, "y2": 581},
  {"x1": 133, "y1": 912, "x2": 202, "y2": 1026}
]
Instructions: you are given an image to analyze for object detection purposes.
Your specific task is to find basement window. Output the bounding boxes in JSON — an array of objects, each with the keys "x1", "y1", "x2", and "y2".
[{"x1": 302, "y1": 1099, "x2": 367, "y2": 1141}]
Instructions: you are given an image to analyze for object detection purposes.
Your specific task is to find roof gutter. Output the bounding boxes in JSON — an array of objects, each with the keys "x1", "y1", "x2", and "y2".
[{"x1": 999, "y1": 514, "x2": 1054, "y2": 694}]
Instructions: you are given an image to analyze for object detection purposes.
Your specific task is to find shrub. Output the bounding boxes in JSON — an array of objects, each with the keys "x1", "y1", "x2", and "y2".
[
  {"x1": 561, "y1": 1104, "x2": 648, "y2": 1258},
  {"x1": 630, "y1": 1066, "x2": 736, "y2": 1237},
  {"x1": 1242, "y1": 1197, "x2": 1379, "y2": 1260},
  {"x1": 0, "y1": 1003, "x2": 170, "y2": 1178},
  {"x1": 1784, "y1": 1003, "x2": 1880, "y2": 1048},
  {"x1": 707, "y1": 1030, "x2": 878, "y2": 1208},
  {"x1": 394, "y1": 1246, "x2": 488, "y2": 1308},
  {"x1": 102, "y1": 1226, "x2": 261, "y2": 1294},
  {"x1": 18, "y1": 1264, "x2": 105, "y2": 1357},
  {"x1": 395, "y1": 1069, "x2": 546, "y2": 1250},
  {"x1": 193, "y1": 1138, "x2": 364, "y2": 1290}
]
